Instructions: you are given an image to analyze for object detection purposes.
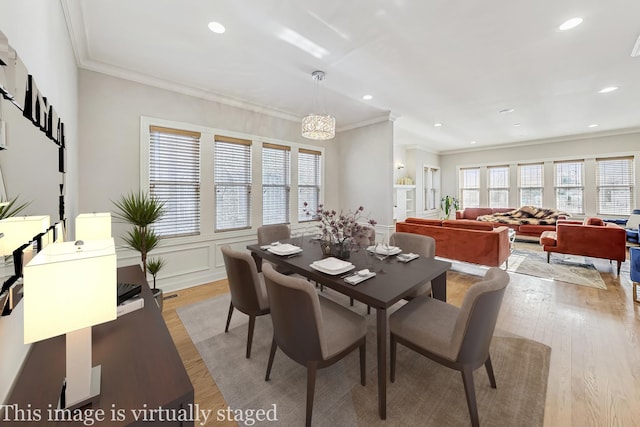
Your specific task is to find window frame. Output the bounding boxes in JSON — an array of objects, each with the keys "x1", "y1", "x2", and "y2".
[
  {"x1": 459, "y1": 167, "x2": 481, "y2": 209},
  {"x1": 487, "y1": 165, "x2": 510, "y2": 208},
  {"x1": 554, "y1": 160, "x2": 584, "y2": 214},
  {"x1": 518, "y1": 163, "x2": 544, "y2": 207},
  {"x1": 596, "y1": 156, "x2": 635, "y2": 215},
  {"x1": 262, "y1": 143, "x2": 291, "y2": 226},
  {"x1": 298, "y1": 148, "x2": 322, "y2": 223},
  {"x1": 423, "y1": 165, "x2": 440, "y2": 212}
]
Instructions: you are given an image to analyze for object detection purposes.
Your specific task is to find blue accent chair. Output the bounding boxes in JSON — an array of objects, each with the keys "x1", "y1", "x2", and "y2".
[{"x1": 631, "y1": 246, "x2": 640, "y2": 303}]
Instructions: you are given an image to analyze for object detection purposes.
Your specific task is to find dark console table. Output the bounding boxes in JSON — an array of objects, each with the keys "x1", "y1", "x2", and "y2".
[{"x1": 3, "y1": 265, "x2": 194, "y2": 426}]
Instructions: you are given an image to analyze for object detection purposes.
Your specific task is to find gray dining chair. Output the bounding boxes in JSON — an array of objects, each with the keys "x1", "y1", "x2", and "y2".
[
  {"x1": 389, "y1": 231, "x2": 436, "y2": 298},
  {"x1": 389, "y1": 267, "x2": 510, "y2": 427},
  {"x1": 257, "y1": 224, "x2": 295, "y2": 275},
  {"x1": 262, "y1": 263, "x2": 367, "y2": 427},
  {"x1": 220, "y1": 244, "x2": 270, "y2": 358}
]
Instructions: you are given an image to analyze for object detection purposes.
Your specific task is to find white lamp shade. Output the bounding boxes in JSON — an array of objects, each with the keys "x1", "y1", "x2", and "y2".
[
  {"x1": 23, "y1": 238, "x2": 117, "y2": 344},
  {"x1": 0, "y1": 215, "x2": 50, "y2": 256},
  {"x1": 75, "y1": 213, "x2": 112, "y2": 240}
]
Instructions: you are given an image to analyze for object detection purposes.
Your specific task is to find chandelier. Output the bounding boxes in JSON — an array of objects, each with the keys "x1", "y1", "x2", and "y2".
[{"x1": 302, "y1": 71, "x2": 335, "y2": 140}]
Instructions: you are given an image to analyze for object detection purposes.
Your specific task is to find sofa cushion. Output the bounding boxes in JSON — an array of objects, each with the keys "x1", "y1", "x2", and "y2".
[
  {"x1": 443, "y1": 220, "x2": 494, "y2": 231},
  {"x1": 540, "y1": 231, "x2": 557, "y2": 246},
  {"x1": 404, "y1": 217, "x2": 443, "y2": 226},
  {"x1": 460, "y1": 208, "x2": 494, "y2": 220},
  {"x1": 583, "y1": 217, "x2": 605, "y2": 226}
]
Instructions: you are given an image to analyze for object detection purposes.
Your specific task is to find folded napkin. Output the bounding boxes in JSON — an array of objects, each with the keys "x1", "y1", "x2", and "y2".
[
  {"x1": 345, "y1": 270, "x2": 376, "y2": 285},
  {"x1": 397, "y1": 253, "x2": 419, "y2": 263}
]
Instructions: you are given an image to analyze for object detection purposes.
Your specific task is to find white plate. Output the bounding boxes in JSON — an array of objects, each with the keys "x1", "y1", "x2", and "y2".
[
  {"x1": 310, "y1": 263, "x2": 355, "y2": 275},
  {"x1": 397, "y1": 253, "x2": 420, "y2": 263},
  {"x1": 312, "y1": 256, "x2": 353, "y2": 271},
  {"x1": 367, "y1": 245, "x2": 402, "y2": 256},
  {"x1": 267, "y1": 244, "x2": 302, "y2": 256}
]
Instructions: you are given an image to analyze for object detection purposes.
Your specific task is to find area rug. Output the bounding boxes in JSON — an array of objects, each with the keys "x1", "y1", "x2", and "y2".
[
  {"x1": 507, "y1": 249, "x2": 607, "y2": 290},
  {"x1": 178, "y1": 293, "x2": 550, "y2": 426}
]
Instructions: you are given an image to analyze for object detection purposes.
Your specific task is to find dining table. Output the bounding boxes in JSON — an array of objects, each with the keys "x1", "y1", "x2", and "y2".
[{"x1": 247, "y1": 237, "x2": 452, "y2": 420}]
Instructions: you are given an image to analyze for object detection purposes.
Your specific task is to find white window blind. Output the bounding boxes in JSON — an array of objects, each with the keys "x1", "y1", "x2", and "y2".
[
  {"x1": 518, "y1": 163, "x2": 543, "y2": 207},
  {"x1": 596, "y1": 156, "x2": 635, "y2": 215},
  {"x1": 149, "y1": 125, "x2": 201, "y2": 238},
  {"x1": 488, "y1": 166, "x2": 509, "y2": 208},
  {"x1": 262, "y1": 143, "x2": 291, "y2": 225},
  {"x1": 298, "y1": 149, "x2": 321, "y2": 221},
  {"x1": 554, "y1": 160, "x2": 584, "y2": 213},
  {"x1": 460, "y1": 168, "x2": 480, "y2": 208},
  {"x1": 214, "y1": 135, "x2": 252, "y2": 231},
  {"x1": 424, "y1": 167, "x2": 440, "y2": 211}
]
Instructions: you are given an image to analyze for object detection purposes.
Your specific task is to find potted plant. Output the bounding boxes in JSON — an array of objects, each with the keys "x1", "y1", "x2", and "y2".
[
  {"x1": 113, "y1": 191, "x2": 166, "y2": 308},
  {"x1": 0, "y1": 196, "x2": 30, "y2": 220},
  {"x1": 440, "y1": 195, "x2": 460, "y2": 220},
  {"x1": 146, "y1": 257, "x2": 166, "y2": 311}
]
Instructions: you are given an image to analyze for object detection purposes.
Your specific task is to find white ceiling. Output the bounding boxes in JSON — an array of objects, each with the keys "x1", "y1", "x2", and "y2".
[{"x1": 62, "y1": 0, "x2": 640, "y2": 153}]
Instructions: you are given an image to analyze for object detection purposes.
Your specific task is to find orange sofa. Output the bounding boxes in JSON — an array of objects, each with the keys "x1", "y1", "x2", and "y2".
[
  {"x1": 395, "y1": 217, "x2": 510, "y2": 267},
  {"x1": 540, "y1": 217, "x2": 626, "y2": 275},
  {"x1": 456, "y1": 207, "x2": 562, "y2": 238}
]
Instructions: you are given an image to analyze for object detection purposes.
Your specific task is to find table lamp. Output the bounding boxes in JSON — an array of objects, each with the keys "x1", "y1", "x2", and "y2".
[
  {"x1": 75, "y1": 213, "x2": 111, "y2": 240},
  {"x1": 23, "y1": 238, "x2": 117, "y2": 409},
  {"x1": 0, "y1": 215, "x2": 50, "y2": 257}
]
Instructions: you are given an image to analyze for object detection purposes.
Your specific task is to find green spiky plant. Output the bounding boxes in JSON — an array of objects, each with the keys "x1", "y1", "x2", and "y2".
[
  {"x1": 146, "y1": 257, "x2": 166, "y2": 290},
  {"x1": 0, "y1": 196, "x2": 30, "y2": 220},
  {"x1": 440, "y1": 195, "x2": 460, "y2": 220},
  {"x1": 112, "y1": 192, "x2": 166, "y2": 276}
]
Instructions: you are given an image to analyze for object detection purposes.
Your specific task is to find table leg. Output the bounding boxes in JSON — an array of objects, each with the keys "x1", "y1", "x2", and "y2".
[
  {"x1": 376, "y1": 307, "x2": 387, "y2": 419},
  {"x1": 431, "y1": 272, "x2": 447, "y2": 302}
]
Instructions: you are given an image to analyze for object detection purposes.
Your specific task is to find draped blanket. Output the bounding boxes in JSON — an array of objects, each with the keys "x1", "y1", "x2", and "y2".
[{"x1": 476, "y1": 206, "x2": 569, "y2": 226}]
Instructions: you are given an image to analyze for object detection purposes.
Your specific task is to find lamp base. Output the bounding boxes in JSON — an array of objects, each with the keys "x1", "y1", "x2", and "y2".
[{"x1": 58, "y1": 365, "x2": 102, "y2": 410}]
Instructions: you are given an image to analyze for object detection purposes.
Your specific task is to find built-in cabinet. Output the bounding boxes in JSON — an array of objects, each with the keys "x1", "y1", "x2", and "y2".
[{"x1": 393, "y1": 185, "x2": 416, "y2": 221}]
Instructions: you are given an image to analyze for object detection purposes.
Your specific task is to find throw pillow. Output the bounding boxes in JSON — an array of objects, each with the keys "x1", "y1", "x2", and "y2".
[{"x1": 583, "y1": 217, "x2": 605, "y2": 226}]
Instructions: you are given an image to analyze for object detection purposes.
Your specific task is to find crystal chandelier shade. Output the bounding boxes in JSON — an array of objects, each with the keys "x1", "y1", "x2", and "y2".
[{"x1": 302, "y1": 71, "x2": 336, "y2": 140}]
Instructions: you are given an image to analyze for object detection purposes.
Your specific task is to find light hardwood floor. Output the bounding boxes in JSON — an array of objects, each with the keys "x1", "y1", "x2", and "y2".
[{"x1": 162, "y1": 247, "x2": 640, "y2": 426}]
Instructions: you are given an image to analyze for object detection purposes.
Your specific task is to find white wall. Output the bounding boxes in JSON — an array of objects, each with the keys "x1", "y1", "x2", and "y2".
[
  {"x1": 439, "y1": 131, "x2": 640, "y2": 216},
  {"x1": 0, "y1": 0, "x2": 79, "y2": 405},
  {"x1": 78, "y1": 70, "x2": 341, "y2": 291},
  {"x1": 336, "y1": 120, "x2": 394, "y2": 237}
]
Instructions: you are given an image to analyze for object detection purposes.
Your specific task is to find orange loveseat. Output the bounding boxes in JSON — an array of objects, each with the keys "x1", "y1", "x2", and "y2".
[
  {"x1": 540, "y1": 217, "x2": 626, "y2": 275},
  {"x1": 395, "y1": 217, "x2": 510, "y2": 267}
]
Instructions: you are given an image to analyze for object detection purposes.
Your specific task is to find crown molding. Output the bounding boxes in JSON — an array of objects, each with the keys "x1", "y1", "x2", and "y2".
[
  {"x1": 336, "y1": 112, "x2": 394, "y2": 132},
  {"x1": 438, "y1": 127, "x2": 640, "y2": 155}
]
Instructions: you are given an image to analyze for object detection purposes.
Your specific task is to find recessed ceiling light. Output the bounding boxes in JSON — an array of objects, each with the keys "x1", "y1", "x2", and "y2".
[
  {"x1": 598, "y1": 86, "x2": 618, "y2": 93},
  {"x1": 513, "y1": 123, "x2": 521, "y2": 127},
  {"x1": 470, "y1": 141, "x2": 477, "y2": 144},
  {"x1": 559, "y1": 17, "x2": 583, "y2": 31},
  {"x1": 434, "y1": 123, "x2": 442, "y2": 127},
  {"x1": 588, "y1": 124, "x2": 599, "y2": 128},
  {"x1": 208, "y1": 21, "x2": 226, "y2": 34},
  {"x1": 362, "y1": 94, "x2": 373, "y2": 100},
  {"x1": 499, "y1": 108, "x2": 515, "y2": 114}
]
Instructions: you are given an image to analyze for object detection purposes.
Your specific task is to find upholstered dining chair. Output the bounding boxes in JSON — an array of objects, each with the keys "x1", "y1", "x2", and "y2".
[
  {"x1": 389, "y1": 267, "x2": 510, "y2": 427},
  {"x1": 262, "y1": 263, "x2": 367, "y2": 427},
  {"x1": 220, "y1": 244, "x2": 270, "y2": 358},
  {"x1": 389, "y1": 231, "x2": 436, "y2": 298},
  {"x1": 257, "y1": 224, "x2": 295, "y2": 275}
]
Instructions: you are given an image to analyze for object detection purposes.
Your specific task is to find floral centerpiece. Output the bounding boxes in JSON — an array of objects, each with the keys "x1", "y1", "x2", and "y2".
[{"x1": 304, "y1": 202, "x2": 377, "y2": 259}]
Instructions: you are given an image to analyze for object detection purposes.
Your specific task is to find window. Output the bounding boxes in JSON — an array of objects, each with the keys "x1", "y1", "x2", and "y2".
[
  {"x1": 488, "y1": 166, "x2": 509, "y2": 208},
  {"x1": 596, "y1": 156, "x2": 635, "y2": 215},
  {"x1": 148, "y1": 126, "x2": 200, "y2": 237},
  {"x1": 460, "y1": 168, "x2": 480, "y2": 208},
  {"x1": 214, "y1": 135, "x2": 252, "y2": 231},
  {"x1": 519, "y1": 163, "x2": 543, "y2": 207},
  {"x1": 554, "y1": 161, "x2": 584, "y2": 213},
  {"x1": 262, "y1": 143, "x2": 291, "y2": 225},
  {"x1": 423, "y1": 166, "x2": 440, "y2": 211},
  {"x1": 298, "y1": 149, "x2": 321, "y2": 221}
]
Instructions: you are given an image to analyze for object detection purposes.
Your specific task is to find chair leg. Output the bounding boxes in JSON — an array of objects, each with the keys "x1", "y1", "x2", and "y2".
[
  {"x1": 367, "y1": 305, "x2": 371, "y2": 315},
  {"x1": 246, "y1": 314, "x2": 256, "y2": 358},
  {"x1": 350, "y1": 297, "x2": 354, "y2": 306},
  {"x1": 461, "y1": 366, "x2": 480, "y2": 427},
  {"x1": 390, "y1": 334, "x2": 397, "y2": 383},
  {"x1": 484, "y1": 355, "x2": 497, "y2": 388},
  {"x1": 617, "y1": 260, "x2": 621, "y2": 275},
  {"x1": 359, "y1": 343, "x2": 366, "y2": 386},
  {"x1": 265, "y1": 337, "x2": 277, "y2": 381},
  {"x1": 306, "y1": 362, "x2": 318, "y2": 427},
  {"x1": 546, "y1": 251, "x2": 550, "y2": 263},
  {"x1": 224, "y1": 302, "x2": 234, "y2": 333}
]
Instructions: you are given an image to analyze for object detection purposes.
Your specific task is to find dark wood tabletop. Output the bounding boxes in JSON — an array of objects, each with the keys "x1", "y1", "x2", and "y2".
[
  {"x1": 3, "y1": 265, "x2": 194, "y2": 426},
  {"x1": 248, "y1": 238, "x2": 451, "y2": 420}
]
